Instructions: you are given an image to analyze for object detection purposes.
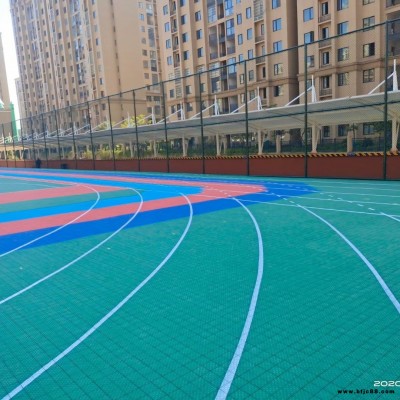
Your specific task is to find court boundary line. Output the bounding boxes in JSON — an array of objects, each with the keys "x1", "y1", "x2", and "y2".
[
  {"x1": 1, "y1": 193, "x2": 193, "y2": 400},
  {"x1": 0, "y1": 185, "x2": 101, "y2": 258},
  {"x1": 215, "y1": 197, "x2": 264, "y2": 400},
  {"x1": 297, "y1": 204, "x2": 400, "y2": 314},
  {"x1": 0, "y1": 188, "x2": 143, "y2": 306}
]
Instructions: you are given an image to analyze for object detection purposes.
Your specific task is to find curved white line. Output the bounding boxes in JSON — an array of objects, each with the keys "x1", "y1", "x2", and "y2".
[
  {"x1": 1, "y1": 193, "x2": 193, "y2": 400},
  {"x1": 0, "y1": 188, "x2": 143, "y2": 305},
  {"x1": 0, "y1": 185, "x2": 101, "y2": 258},
  {"x1": 297, "y1": 204, "x2": 400, "y2": 314},
  {"x1": 216, "y1": 197, "x2": 264, "y2": 400}
]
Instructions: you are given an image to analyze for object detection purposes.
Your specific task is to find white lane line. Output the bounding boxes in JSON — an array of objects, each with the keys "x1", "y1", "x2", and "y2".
[
  {"x1": 0, "y1": 188, "x2": 143, "y2": 306},
  {"x1": 281, "y1": 195, "x2": 400, "y2": 207},
  {"x1": 1, "y1": 193, "x2": 193, "y2": 400},
  {"x1": 238, "y1": 198, "x2": 400, "y2": 217},
  {"x1": 0, "y1": 185, "x2": 101, "y2": 258},
  {"x1": 380, "y1": 212, "x2": 400, "y2": 223},
  {"x1": 297, "y1": 204, "x2": 400, "y2": 315},
  {"x1": 215, "y1": 197, "x2": 264, "y2": 400}
]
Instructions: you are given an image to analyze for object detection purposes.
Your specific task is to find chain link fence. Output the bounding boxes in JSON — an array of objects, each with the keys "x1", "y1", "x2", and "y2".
[{"x1": 1, "y1": 19, "x2": 399, "y2": 177}]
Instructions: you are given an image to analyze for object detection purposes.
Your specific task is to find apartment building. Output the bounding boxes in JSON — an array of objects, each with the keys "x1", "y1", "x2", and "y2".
[
  {"x1": 295, "y1": 0, "x2": 400, "y2": 140},
  {"x1": 155, "y1": 0, "x2": 298, "y2": 120},
  {"x1": 10, "y1": 0, "x2": 162, "y2": 128},
  {"x1": 0, "y1": 32, "x2": 11, "y2": 126}
]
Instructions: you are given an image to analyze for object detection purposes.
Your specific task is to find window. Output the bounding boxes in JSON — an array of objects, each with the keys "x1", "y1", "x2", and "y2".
[
  {"x1": 164, "y1": 22, "x2": 170, "y2": 32},
  {"x1": 363, "y1": 0, "x2": 374, "y2": 4},
  {"x1": 321, "y1": 27, "x2": 329, "y2": 39},
  {"x1": 195, "y1": 11, "x2": 201, "y2": 21},
  {"x1": 139, "y1": 14, "x2": 144, "y2": 21},
  {"x1": 273, "y1": 18, "x2": 282, "y2": 32},
  {"x1": 363, "y1": 43, "x2": 375, "y2": 57},
  {"x1": 307, "y1": 55, "x2": 315, "y2": 67},
  {"x1": 197, "y1": 47, "x2": 204, "y2": 57},
  {"x1": 304, "y1": 31, "x2": 314, "y2": 44},
  {"x1": 272, "y1": 0, "x2": 281, "y2": 9},
  {"x1": 185, "y1": 85, "x2": 192, "y2": 94},
  {"x1": 303, "y1": 7, "x2": 314, "y2": 21},
  {"x1": 363, "y1": 16, "x2": 375, "y2": 30},
  {"x1": 322, "y1": 126, "x2": 330, "y2": 138},
  {"x1": 246, "y1": 7, "x2": 252, "y2": 18},
  {"x1": 247, "y1": 28, "x2": 253, "y2": 40},
  {"x1": 338, "y1": 124, "x2": 348, "y2": 137},
  {"x1": 238, "y1": 54, "x2": 244, "y2": 62},
  {"x1": 186, "y1": 103, "x2": 193, "y2": 112},
  {"x1": 248, "y1": 49, "x2": 254, "y2": 59},
  {"x1": 182, "y1": 32, "x2": 189, "y2": 42},
  {"x1": 238, "y1": 34, "x2": 243, "y2": 45},
  {"x1": 180, "y1": 0, "x2": 186, "y2": 6},
  {"x1": 274, "y1": 63, "x2": 283, "y2": 75},
  {"x1": 363, "y1": 68, "x2": 375, "y2": 83},
  {"x1": 338, "y1": 47, "x2": 349, "y2": 61},
  {"x1": 167, "y1": 56, "x2": 172, "y2": 65},
  {"x1": 183, "y1": 50, "x2": 189, "y2": 60},
  {"x1": 248, "y1": 70, "x2": 254, "y2": 81},
  {"x1": 237, "y1": 14, "x2": 242, "y2": 24},
  {"x1": 337, "y1": 22, "x2": 349, "y2": 35},
  {"x1": 321, "y1": 2, "x2": 329, "y2": 15},
  {"x1": 321, "y1": 75, "x2": 331, "y2": 89},
  {"x1": 273, "y1": 41, "x2": 282, "y2": 52},
  {"x1": 338, "y1": 72, "x2": 349, "y2": 86},
  {"x1": 226, "y1": 18, "x2": 234, "y2": 36},
  {"x1": 196, "y1": 29, "x2": 203, "y2": 39},
  {"x1": 163, "y1": 5, "x2": 168, "y2": 15},
  {"x1": 363, "y1": 123, "x2": 375, "y2": 135},
  {"x1": 181, "y1": 15, "x2": 187, "y2": 24},
  {"x1": 170, "y1": 89, "x2": 175, "y2": 98},
  {"x1": 322, "y1": 51, "x2": 330, "y2": 65},
  {"x1": 274, "y1": 85, "x2": 283, "y2": 97},
  {"x1": 337, "y1": 0, "x2": 349, "y2": 10}
]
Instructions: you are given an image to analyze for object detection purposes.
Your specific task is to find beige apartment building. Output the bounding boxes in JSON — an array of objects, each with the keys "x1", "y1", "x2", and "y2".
[
  {"x1": 155, "y1": 0, "x2": 299, "y2": 120},
  {"x1": 297, "y1": 0, "x2": 400, "y2": 140},
  {"x1": 0, "y1": 32, "x2": 11, "y2": 127},
  {"x1": 10, "y1": 0, "x2": 162, "y2": 129}
]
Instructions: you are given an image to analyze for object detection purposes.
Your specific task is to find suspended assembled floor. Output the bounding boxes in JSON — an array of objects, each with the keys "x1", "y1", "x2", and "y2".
[{"x1": 0, "y1": 168, "x2": 399, "y2": 399}]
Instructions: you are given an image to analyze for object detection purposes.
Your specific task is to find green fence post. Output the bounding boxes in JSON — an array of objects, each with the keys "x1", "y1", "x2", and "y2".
[
  {"x1": 304, "y1": 43, "x2": 308, "y2": 178},
  {"x1": 133, "y1": 90, "x2": 141, "y2": 172},
  {"x1": 107, "y1": 96, "x2": 116, "y2": 171},
  {"x1": 383, "y1": 20, "x2": 389, "y2": 180},
  {"x1": 198, "y1": 73, "x2": 205, "y2": 174},
  {"x1": 161, "y1": 81, "x2": 170, "y2": 172}
]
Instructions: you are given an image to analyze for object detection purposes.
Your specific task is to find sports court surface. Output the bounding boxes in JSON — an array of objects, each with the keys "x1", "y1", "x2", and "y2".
[{"x1": 0, "y1": 168, "x2": 399, "y2": 399}]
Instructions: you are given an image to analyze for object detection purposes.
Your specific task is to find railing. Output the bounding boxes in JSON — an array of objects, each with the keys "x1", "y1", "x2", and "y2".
[
  {"x1": 318, "y1": 13, "x2": 331, "y2": 23},
  {"x1": 320, "y1": 88, "x2": 332, "y2": 96},
  {"x1": 319, "y1": 39, "x2": 331, "y2": 48}
]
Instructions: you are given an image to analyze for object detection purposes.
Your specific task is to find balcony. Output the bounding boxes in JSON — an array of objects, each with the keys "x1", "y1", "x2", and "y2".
[
  {"x1": 319, "y1": 39, "x2": 331, "y2": 48},
  {"x1": 255, "y1": 35, "x2": 264, "y2": 43},
  {"x1": 320, "y1": 88, "x2": 332, "y2": 96},
  {"x1": 318, "y1": 13, "x2": 331, "y2": 23},
  {"x1": 387, "y1": 0, "x2": 400, "y2": 7}
]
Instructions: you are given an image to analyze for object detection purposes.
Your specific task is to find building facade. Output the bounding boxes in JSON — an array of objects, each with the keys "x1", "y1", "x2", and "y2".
[{"x1": 10, "y1": 0, "x2": 162, "y2": 127}]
